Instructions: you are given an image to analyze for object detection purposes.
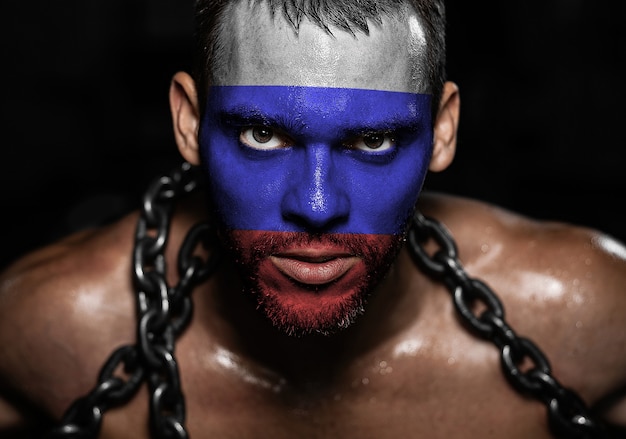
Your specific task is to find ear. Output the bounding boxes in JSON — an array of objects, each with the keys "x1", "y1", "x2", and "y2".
[
  {"x1": 169, "y1": 71, "x2": 202, "y2": 165},
  {"x1": 429, "y1": 81, "x2": 460, "y2": 172}
]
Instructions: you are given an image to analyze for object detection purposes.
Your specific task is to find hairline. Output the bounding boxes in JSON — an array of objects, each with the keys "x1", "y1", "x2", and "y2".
[{"x1": 193, "y1": 0, "x2": 446, "y2": 118}]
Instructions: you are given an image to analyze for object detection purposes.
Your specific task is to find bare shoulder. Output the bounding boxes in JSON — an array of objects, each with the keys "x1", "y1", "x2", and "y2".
[
  {"x1": 418, "y1": 191, "x2": 626, "y2": 303},
  {"x1": 419, "y1": 191, "x2": 626, "y2": 270},
  {"x1": 0, "y1": 192, "x2": 210, "y2": 432},
  {"x1": 0, "y1": 213, "x2": 139, "y2": 426},
  {"x1": 418, "y1": 191, "x2": 626, "y2": 422}
]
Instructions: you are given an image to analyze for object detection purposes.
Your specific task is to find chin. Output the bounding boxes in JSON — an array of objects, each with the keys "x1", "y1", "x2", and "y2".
[
  {"x1": 222, "y1": 230, "x2": 405, "y2": 337},
  {"x1": 253, "y1": 276, "x2": 370, "y2": 337}
]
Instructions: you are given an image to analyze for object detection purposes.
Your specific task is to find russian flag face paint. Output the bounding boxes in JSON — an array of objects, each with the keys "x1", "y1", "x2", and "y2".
[
  {"x1": 197, "y1": 1, "x2": 434, "y2": 335},
  {"x1": 199, "y1": 86, "x2": 432, "y2": 335}
]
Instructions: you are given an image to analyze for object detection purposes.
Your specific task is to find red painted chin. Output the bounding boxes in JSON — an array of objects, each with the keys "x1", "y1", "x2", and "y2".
[
  {"x1": 223, "y1": 231, "x2": 403, "y2": 335},
  {"x1": 256, "y1": 254, "x2": 367, "y2": 332}
]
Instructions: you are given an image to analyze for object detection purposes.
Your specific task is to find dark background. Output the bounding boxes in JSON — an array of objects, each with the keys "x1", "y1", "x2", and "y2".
[{"x1": 1, "y1": 0, "x2": 625, "y2": 271}]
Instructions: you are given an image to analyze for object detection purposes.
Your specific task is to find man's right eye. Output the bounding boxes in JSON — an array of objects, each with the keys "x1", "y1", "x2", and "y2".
[{"x1": 240, "y1": 126, "x2": 291, "y2": 150}]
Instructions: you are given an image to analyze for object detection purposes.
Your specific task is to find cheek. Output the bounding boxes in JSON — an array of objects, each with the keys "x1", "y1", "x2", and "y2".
[
  {"x1": 344, "y1": 145, "x2": 431, "y2": 235},
  {"x1": 200, "y1": 130, "x2": 292, "y2": 230}
]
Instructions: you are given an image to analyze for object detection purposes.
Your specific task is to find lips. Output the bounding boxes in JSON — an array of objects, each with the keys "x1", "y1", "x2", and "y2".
[{"x1": 270, "y1": 252, "x2": 359, "y2": 285}]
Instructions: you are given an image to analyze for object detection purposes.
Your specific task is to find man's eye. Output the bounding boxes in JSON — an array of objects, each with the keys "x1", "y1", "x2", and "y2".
[
  {"x1": 349, "y1": 132, "x2": 396, "y2": 152},
  {"x1": 240, "y1": 126, "x2": 290, "y2": 150}
]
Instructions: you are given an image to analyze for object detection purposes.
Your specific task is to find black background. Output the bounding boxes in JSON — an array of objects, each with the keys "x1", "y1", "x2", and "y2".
[{"x1": 2, "y1": 0, "x2": 625, "y2": 270}]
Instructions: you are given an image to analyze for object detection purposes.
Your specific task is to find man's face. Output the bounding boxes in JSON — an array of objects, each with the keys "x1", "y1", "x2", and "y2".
[{"x1": 199, "y1": 3, "x2": 433, "y2": 335}]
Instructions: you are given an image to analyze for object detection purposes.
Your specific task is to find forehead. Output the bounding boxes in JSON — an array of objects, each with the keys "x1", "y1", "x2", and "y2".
[{"x1": 215, "y1": 2, "x2": 429, "y2": 93}]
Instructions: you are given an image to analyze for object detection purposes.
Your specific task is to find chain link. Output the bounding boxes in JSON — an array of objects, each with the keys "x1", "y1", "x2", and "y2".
[
  {"x1": 46, "y1": 165, "x2": 609, "y2": 438},
  {"x1": 407, "y1": 211, "x2": 608, "y2": 439},
  {"x1": 45, "y1": 162, "x2": 218, "y2": 439}
]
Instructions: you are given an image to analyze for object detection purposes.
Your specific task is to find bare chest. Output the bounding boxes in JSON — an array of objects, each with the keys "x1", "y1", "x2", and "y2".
[{"x1": 97, "y1": 344, "x2": 555, "y2": 439}]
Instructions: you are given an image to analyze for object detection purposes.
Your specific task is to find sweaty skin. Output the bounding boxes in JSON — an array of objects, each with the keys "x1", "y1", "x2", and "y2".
[
  {"x1": 2, "y1": 194, "x2": 626, "y2": 438},
  {"x1": 1, "y1": 3, "x2": 626, "y2": 439}
]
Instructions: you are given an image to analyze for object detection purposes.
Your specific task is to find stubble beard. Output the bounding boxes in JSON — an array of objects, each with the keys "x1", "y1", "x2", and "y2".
[{"x1": 219, "y1": 230, "x2": 405, "y2": 337}]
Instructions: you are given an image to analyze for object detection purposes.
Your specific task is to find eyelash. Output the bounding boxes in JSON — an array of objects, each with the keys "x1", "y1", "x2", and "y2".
[
  {"x1": 345, "y1": 132, "x2": 397, "y2": 153},
  {"x1": 236, "y1": 124, "x2": 401, "y2": 155},
  {"x1": 239, "y1": 126, "x2": 294, "y2": 151}
]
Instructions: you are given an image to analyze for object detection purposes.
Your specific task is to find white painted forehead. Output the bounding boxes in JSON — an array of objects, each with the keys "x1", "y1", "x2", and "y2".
[{"x1": 214, "y1": 2, "x2": 431, "y2": 94}]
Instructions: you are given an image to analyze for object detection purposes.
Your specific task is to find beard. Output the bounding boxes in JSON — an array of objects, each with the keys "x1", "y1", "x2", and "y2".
[{"x1": 219, "y1": 230, "x2": 404, "y2": 337}]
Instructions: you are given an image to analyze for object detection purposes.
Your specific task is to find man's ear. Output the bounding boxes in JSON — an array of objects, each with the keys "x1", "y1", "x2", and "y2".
[
  {"x1": 429, "y1": 81, "x2": 460, "y2": 172},
  {"x1": 170, "y1": 71, "x2": 202, "y2": 165}
]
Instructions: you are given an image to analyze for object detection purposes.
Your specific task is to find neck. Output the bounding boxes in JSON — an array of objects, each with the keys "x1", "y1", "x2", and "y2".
[{"x1": 195, "y1": 246, "x2": 427, "y2": 388}]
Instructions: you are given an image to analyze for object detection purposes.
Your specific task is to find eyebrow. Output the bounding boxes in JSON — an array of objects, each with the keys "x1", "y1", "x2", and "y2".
[
  {"x1": 342, "y1": 117, "x2": 422, "y2": 137},
  {"x1": 219, "y1": 108, "x2": 306, "y2": 135},
  {"x1": 218, "y1": 106, "x2": 423, "y2": 138}
]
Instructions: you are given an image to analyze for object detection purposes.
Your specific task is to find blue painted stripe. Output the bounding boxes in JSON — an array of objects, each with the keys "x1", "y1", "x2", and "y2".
[{"x1": 200, "y1": 86, "x2": 433, "y2": 235}]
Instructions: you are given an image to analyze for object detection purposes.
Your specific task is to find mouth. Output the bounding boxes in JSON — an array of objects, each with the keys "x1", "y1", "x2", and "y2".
[{"x1": 270, "y1": 250, "x2": 360, "y2": 286}]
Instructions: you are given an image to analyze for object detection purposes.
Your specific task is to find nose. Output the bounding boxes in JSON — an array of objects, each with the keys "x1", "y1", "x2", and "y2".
[{"x1": 281, "y1": 145, "x2": 350, "y2": 232}]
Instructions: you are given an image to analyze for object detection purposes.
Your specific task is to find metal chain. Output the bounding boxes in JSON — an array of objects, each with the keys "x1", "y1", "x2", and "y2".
[
  {"x1": 45, "y1": 162, "x2": 218, "y2": 439},
  {"x1": 407, "y1": 211, "x2": 608, "y2": 439},
  {"x1": 46, "y1": 163, "x2": 608, "y2": 438}
]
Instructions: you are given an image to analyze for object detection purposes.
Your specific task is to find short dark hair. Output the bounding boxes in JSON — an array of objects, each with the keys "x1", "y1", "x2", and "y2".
[{"x1": 193, "y1": 0, "x2": 446, "y2": 116}]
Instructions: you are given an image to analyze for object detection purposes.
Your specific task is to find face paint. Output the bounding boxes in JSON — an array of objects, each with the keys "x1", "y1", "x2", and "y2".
[
  {"x1": 200, "y1": 85, "x2": 432, "y2": 334},
  {"x1": 201, "y1": 85, "x2": 432, "y2": 234},
  {"x1": 222, "y1": 230, "x2": 404, "y2": 336}
]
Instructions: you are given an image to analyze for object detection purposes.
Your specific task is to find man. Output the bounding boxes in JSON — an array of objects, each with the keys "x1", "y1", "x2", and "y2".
[{"x1": 1, "y1": 0, "x2": 625, "y2": 438}]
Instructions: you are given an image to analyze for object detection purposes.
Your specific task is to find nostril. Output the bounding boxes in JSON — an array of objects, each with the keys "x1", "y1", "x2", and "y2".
[
  {"x1": 281, "y1": 189, "x2": 350, "y2": 233},
  {"x1": 282, "y1": 211, "x2": 349, "y2": 233}
]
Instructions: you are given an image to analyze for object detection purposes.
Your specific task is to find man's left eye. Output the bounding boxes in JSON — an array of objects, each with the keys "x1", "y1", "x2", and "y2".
[
  {"x1": 349, "y1": 132, "x2": 396, "y2": 152},
  {"x1": 240, "y1": 126, "x2": 291, "y2": 150}
]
